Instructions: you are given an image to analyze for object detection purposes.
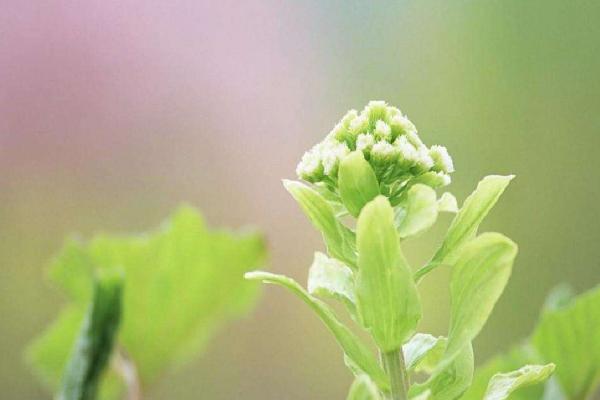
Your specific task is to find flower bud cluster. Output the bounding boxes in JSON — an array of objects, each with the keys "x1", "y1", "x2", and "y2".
[{"x1": 296, "y1": 101, "x2": 454, "y2": 194}]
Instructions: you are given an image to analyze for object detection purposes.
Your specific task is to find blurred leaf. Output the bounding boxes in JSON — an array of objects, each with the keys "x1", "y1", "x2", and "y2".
[
  {"x1": 59, "y1": 269, "x2": 123, "y2": 400},
  {"x1": 403, "y1": 333, "x2": 446, "y2": 373},
  {"x1": 542, "y1": 283, "x2": 575, "y2": 313},
  {"x1": 347, "y1": 375, "x2": 382, "y2": 400},
  {"x1": 307, "y1": 252, "x2": 356, "y2": 314},
  {"x1": 356, "y1": 196, "x2": 421, "y2": 352},
  {"x1": 482, "y1": 363, "x2": 555, "y2": 400},
  {"x1": 245, "y1": 271, "x2": 389, "y2": 390},
  {"x1": 446, "y1": 233, "x2": 517, "y2": 360},
  {"x1": 411, "y1": 343, "x2": 474, "y2": 400},
  {"x1": 415, "y1": 175, "x2": 513, "y2": 282},
  {"x1": 28, "y1": 206, "x2": 266, "y2": 397},
  {"x1": 395, "y1": 184, "x2": 439, "y2": 239},
  {"x1": 533, "y1": 285, "x2": 600, "y2": 399},
  {"x1": 338, "y1": 151, "x2": 380, "y2": 217},
  {"x1": 284, "y1": 180, "x2": 357, "y2": 268}
]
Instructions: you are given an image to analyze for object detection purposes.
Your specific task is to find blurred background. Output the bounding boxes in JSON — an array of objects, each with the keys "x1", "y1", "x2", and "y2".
[{"x1": 2, "y1": 0, "x2": 600, "y2": 398}]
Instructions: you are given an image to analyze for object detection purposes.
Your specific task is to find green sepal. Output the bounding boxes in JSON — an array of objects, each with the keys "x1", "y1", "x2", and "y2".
[
  {"x1": 338, "y1": 151, "x2": 381, "y2": 217},
  {"x1": 395, "y1": 184, "x2": 439, "y2": 239}
]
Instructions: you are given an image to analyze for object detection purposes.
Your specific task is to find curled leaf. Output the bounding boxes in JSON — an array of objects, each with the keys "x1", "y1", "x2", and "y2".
[
  {"x1": 308, "y1": 252, "x2": 356, "y2": 314},
  {"x1": 403, "y1": 333, "x2": 447, "y2": 373},
  {"x1": 483, "y1": 363, "x2": 555, "y2": 400}
]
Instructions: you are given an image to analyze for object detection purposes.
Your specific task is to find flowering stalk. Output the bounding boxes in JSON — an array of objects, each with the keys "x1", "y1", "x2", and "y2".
[{"x1": 247, "y1": 101, "x2": 554, "y2": 399}]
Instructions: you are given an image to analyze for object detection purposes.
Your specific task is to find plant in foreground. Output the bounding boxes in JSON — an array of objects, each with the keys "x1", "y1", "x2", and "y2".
[
  {"x1": 28, "y1": 206, "x2": 266, "y2": 399},
  {"x1": 246, "y1": 101, "x2": 557, "y2": 400}
]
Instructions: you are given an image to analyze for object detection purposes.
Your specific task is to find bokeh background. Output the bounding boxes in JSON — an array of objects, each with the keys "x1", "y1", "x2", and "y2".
[{"x1": 2, "y1": 1, "x2": 600, "y2": 398}]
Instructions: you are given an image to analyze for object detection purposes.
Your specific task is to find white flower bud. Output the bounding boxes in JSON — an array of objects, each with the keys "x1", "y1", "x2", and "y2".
[
  {"x1": 356, "y1": 133, "x2": 375, "y2": 153},
  {"x1": 374, "y1": 120, "x2": 392, "y2": 140},
  {"x1": 371, "y1": 140, "x2": 399, "y2": 164},
  {"x1": 296, "y1": 147, "x2": 323, "y2": 181},
  {"x1": 415, "y1": 146, "x2": 434, "y2": 171},
  {"x1": 394, "y1": 135, "x2": 418, "y2": 166},
  {"x1": 321, "y1": 140, "x2": 350, "y2": 175},
  {"x1": 429, "y1": 145, "x2": 454, "y2": 173},
  {"x1": 349, "y1": 114, "x2": 370, "y2": 135}
]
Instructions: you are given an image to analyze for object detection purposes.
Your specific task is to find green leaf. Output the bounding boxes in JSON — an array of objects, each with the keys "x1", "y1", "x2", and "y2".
[
  {"x1": 446, "y1": 233, "x2": 517, "y2": 361},
  {"x1": 533, "y1": 285, "x2": 600, "y2": 399},
  {"x1": 403, "y1": 333, "x2": 447, "y2": 373},
  {"x1": 460, "y1": 344, "x2": 543, "y2": 400},
  {"x1": 284, "y1": 180, "x2": 358, "y2": 268},
  {"x1": 307, "y1": 252, "x2": 356, "y2": 313},
  {"x1": 245, "y1": 271, "x2": 388, "y2": 390},
  {"x1": 395, "y1": 184, "x2": 439, "y2": 238},
  {"x1": 482, "y1": 363, "x2": 555, "y2": 400},
  {"x1": 347, "y1": 375, "x2": 383, "y2": 400},
  {"x1": 438, "y1": 192, "x2": 458, "y2": 213},
  {"x1": 356, "y1": 196, "x2": 421, "y2": 352},
  {"x1": 411, "y1": 343, "x2": 474, "y2": 400},
  {"x1": 27, "y1": 206, "x2": 266, "y2": 397},
  {"x1": 338, "y1": 151, "x2": 381, "y2": 217},
  {"x1": 415, "y1": 175, "x2": 513, "y2": 282},
  {"x1": 59, "y1": 269, "x2": 124, "y2": 400}
]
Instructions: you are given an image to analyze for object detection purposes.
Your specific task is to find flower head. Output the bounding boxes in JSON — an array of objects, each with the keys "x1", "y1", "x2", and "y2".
[{"x1": 296, "y1": 101, "x2": 453, "y2": 198}]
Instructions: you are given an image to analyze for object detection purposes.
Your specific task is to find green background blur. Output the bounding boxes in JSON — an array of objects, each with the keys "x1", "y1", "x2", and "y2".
[{"x1": 2, "y1": 1, "x2": 600, "y2": 398}]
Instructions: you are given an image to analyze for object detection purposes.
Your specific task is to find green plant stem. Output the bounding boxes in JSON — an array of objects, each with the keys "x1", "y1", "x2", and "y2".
[{"x1": 381, "y1": 349, "x2": 409, "y2": 400}]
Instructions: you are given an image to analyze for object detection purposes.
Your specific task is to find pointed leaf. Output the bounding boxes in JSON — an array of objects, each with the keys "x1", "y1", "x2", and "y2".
[
  {"x1": 395, "y1": 184, "x2": 439, "y2": 238},
  {"x1": 338, "y1": 151, "x2": 381, "y2": 217},
  {"x1": 415, "y1": 175, "x2": 513, "y2": 282},
  {"x1": 308, "y1": 252, "x2": 356, "y2": 313},
  {"x1": 245, "y1": 271, "x2": 388, "y2": 390},
  {"x1": 445, "y1": 233, "x2": 517, "y2": 360},
  {"x1": 59, "y1": 268, "x2": 124, "y2": 400},
  {"x1": 284, "y1": 180, "x2": 357, "y2": 267},
  {"x1": 533, "y1": 285, "x2": 600, "y2": 399},
  {"x1": 347, "y1": 375, "x2": 382, "y2": 400},
  {"x1": 356, "y1": 196, "x2": 421, "y2": 351},
  {"x1": 483, "y1": 363, "x2": 555, "y2": 400}
]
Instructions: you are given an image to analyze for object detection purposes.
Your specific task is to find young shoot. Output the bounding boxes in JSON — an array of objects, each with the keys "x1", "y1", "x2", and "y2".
[{"x1": 246, "y1": 101, "x2": 555, "y2": 400}]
